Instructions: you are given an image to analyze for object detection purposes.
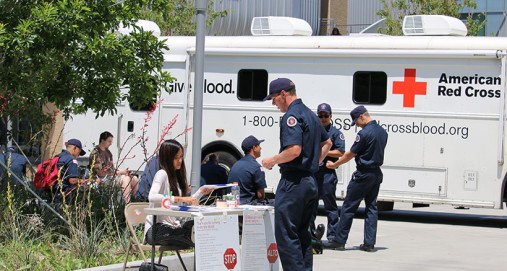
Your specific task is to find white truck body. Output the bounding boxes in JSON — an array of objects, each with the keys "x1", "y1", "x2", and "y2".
[{"x1": 65, "y1": 34, "x2": 507, "y2": 209}]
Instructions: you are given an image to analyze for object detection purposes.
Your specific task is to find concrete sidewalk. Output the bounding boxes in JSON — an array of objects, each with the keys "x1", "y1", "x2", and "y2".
[
  {"x1": 79, "y1": 204, "x2": 507, "y2": 271},
  {"x1": 313, "y1": 204, "x2": 507, "y2": 271},
  {"x1": 75, "y1": 253, "x2": 194, "y2": 271}
]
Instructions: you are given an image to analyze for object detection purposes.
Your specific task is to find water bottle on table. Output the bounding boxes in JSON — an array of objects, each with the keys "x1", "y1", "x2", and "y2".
[{"x1": 231, "y1": 182, "x2": 240, "y2": 207}]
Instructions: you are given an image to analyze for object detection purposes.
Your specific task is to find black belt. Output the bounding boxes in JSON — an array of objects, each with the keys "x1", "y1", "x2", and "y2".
[
  {"x1": 280, "y1": 168, "x2": 313, "y2": 178},
  {"x1": 356, "y1": 166, "x2": 381, "y2": 172}
]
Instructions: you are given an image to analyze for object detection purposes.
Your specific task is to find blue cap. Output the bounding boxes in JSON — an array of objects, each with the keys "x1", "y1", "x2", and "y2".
[
  {"x1": 263, "y1": 78, "x2": 295, "y2": 101},
  {"x1": 317, "y1": 103, "x2": 332, "y2": 114},
  {"x1": 350, "y1": 105, "x2": 367, "y2": 126},
  {"x1": 241, "y1": 135, "x2": 264, "y2": 153},
  {"x1": 66, "y1": 139, "x2": 86, "y2": 156}
]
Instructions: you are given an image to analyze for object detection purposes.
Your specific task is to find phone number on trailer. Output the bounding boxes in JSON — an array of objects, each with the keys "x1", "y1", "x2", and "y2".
[{"x1": 242, "y1": 116, "x2": 281, "y2": 127}]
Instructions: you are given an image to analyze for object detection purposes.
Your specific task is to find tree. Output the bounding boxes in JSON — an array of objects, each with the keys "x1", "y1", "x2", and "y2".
[
  {"x1": 140, "y1": 0, "x2": 228, "y2": 36},
  {"x1": 377, "y1": 0, "x2": 486, "y2": 36},
  {"x1": 0, "y1": 0, "x2": 175, "y2": 128}
]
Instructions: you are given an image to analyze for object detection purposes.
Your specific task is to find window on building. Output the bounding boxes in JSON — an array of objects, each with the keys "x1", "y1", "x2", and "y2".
[
  {"x1": 237, "y1": 69, "x2": 268, "y2": 101},
  {"x1": 353, "y1": 71, "x2": 387, "y2": 105},
  {"x1": 460, "y1": 13, "x2": 486, "y2": 36}
]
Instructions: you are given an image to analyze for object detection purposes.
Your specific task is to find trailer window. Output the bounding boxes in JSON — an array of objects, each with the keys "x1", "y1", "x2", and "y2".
[
  {"x1": 237, "y1": 69, "x2": 268, "y2": 101},
  {"x1": 353, "y1": 71, "x2": 387, "y2": 105}
]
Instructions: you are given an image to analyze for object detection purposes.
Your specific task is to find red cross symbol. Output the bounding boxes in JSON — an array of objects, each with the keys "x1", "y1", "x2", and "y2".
[{"x1": 393, "y1": 68, "x2": 427, "y2": 108}]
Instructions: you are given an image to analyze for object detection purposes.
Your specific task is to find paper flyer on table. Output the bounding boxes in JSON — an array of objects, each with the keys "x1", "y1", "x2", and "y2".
[
  {"x1": 200, "y1": 183, "x2": 237, "y2": 190},
  {"x1": 195, "y1": 214, "x2": 241, "y2": 271}
]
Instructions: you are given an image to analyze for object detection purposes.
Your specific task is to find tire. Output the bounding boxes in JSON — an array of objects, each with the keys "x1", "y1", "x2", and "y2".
[{"x1": 214, "y1": 151, "x2": 238, "y2": 173}]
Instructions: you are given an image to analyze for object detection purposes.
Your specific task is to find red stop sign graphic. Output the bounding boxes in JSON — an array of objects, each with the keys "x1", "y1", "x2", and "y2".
[
  {"x1": 267, "y1": 243, "x2": 278, "y2": 263},
  {"x1": 223, "y1": 248, "x2": 237, "y2": 270}
]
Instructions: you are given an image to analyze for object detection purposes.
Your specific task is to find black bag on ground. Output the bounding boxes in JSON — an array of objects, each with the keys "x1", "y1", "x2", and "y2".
[{"x1": 139, "y1": 262, "x2": 168, "y2": 271}]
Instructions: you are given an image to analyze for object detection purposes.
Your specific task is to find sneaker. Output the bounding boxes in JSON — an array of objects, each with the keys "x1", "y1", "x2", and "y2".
[
  {"x1": 359, "y1": 244, "x2": 375, "y2": 252},
  {"x1": 314, "y1": 224, "x2": 325, "y2": 240},
  {"x1": 322, "y1": 240, "x2": 345, "y2": 251}
]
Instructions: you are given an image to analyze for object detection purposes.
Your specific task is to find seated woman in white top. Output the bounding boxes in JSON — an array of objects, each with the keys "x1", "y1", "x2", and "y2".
[{"x1": 144, "y1": 139, "x2": 213, "y2": 246}]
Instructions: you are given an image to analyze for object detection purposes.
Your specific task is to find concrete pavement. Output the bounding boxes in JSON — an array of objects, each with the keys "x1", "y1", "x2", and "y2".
[
  {"x1": 313, "y1": 203, "x2": 507, "y2": 271},
  {"x1": 78, "y1": 203, "x2": 507, "y2": 271}
]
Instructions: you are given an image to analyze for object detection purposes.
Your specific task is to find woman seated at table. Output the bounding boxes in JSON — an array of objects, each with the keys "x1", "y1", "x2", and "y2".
[{"x1": 144, "y1": 139, "x2": 214, "y2": 246}]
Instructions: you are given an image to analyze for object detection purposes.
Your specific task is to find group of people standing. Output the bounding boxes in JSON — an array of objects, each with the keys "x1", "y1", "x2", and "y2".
[{"x1": 261, "y1": 78, "x2": 388, "y2": 270}]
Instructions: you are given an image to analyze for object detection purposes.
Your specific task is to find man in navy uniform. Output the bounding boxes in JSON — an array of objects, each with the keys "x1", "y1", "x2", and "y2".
[
  {"x1": 0, "y1": 146, "x2": 28, "y2": 185},
  {"x1": 136, "y1": 155, "x2": 158, "y2": 201},
  {"x1": 311, "y1": 103, "x2": 345, "y2": 241},
  {"x1": 324, "y1": 105, "x2": 388, "y2": 252},
  {"x1": 228, "y1": 135, "x2": 267, "y2": 204},
  {"x1": 262, "y1": 78, "x2": 331, "y2": 270},
  {"x1": 54, "y1": 139, "x2": 88, "y2": 196}
]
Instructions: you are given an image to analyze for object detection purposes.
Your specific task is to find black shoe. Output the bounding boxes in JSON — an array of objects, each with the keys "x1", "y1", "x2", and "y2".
[
  {"x1": 359, "y1": 244, "x2": 375, "y2": 252},
  {"x1": 314, "y1": 224, "x2": 325, "y2": 240},
  {"x1": 312, "y1": 240, "x2": 323, "y2": 254},
  {"x1": 322, "y1": 240, "x2": 345, "y2": 251}
]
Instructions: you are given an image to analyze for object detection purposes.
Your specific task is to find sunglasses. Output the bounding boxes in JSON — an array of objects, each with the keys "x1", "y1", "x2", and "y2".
[{"x1": 318, "y1": 114, "x2": 330, "y2": 118}]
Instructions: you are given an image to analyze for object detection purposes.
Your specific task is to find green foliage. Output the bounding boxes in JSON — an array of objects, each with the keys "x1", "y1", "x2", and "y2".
[
  {"x1": 0, "y1": 178, "x2": 131, "y2": 270},
  {"x1": 0, "y1": 0, "x2": 175, "y2": 120},
  {"x1": 140, "y1": 0, "x2": 228, "y2": 36},
  {"x1": 377, "y1": 0, "x2": 486, "y2": 36}
]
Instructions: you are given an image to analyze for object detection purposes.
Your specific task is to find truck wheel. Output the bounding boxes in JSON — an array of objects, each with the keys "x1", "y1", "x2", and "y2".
[{"x1": 214, "y1": 151, "x2": 238, "y2": 173}]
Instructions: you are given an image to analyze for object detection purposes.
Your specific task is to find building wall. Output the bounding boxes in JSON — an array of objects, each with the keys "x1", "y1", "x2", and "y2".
[
  {"x1": 207, "y1": 0, "x2": 321, "y2": 36},
  {"x1": 325, "y1": 0, "x2": 348, "y2": 35},
  {"x1": 345, "y1": 0, "x2": 507, "y2": 36}
]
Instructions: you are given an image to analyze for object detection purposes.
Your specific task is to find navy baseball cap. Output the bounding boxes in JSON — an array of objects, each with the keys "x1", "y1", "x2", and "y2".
[
  {"x1": 350, "y1": 105, "x2": 367, "y2": 126},
  {"x1": 317, "y1": 103, "x2": 332, "y2": 114},
  {"x1": 263, "y1": 78, "x2": 295, "y2": 101},
  {"x1": 241, "y1": 135, "x2": 265, "y2": 153},
  {"x1": 66, "y1": 139, "x2": 86, "y2": 156}
]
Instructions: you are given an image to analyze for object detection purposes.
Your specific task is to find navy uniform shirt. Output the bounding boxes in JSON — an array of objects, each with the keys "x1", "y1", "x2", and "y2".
[
  {"x1": 137, "y1": 156, "x2": 159, "y2": 200},
  {"x1": 350, "y1": 120, "x2": 388, "y2": 169},
  {"x1": 201, "y1": 162, "x2": 228, "y2": 198},
  {"x1": 0, "y1": 152, "x2": 27, "y2": 183},
  {"x1": 228, "y1": 154, "x2": 267, "y2": 204},
  {"x1": 321, "y1": 124, "x2": 346, "y2": 167},
  {"x1": 279, "y1": 99, "x2": 329, "y2": 173},
  {"x1": 57, "y1": 149, "x2": 80, "y2": 184},
  {"x1": 201, "y1": 162, "x2": 228, "y2": 185}
]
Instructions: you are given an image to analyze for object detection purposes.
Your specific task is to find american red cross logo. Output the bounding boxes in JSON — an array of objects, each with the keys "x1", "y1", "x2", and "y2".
[{"x1": 393, "y1": 68, "x2": 427, "y2": 108}]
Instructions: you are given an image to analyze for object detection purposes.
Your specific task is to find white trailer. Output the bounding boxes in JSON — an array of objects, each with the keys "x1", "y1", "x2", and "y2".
[{"x1": 65, "y1": 16, "x2": 507, "y2": 209}]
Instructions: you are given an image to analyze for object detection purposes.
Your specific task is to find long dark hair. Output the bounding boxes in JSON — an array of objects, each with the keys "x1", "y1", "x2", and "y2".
[{"x1": 158, "y1": 139, "x2": 188, "y2": 196}]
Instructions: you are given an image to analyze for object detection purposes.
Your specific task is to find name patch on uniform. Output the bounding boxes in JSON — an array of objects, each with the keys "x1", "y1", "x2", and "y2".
[
  {"x1": 355, "y1": 135, "x2": 361, "y2": 142},
  {"x1": 287, "y1": 116, "x2": 297, "y2": 127},
  {"x1": 73, "y1": 159, "x2": 78, "y2": 164}
]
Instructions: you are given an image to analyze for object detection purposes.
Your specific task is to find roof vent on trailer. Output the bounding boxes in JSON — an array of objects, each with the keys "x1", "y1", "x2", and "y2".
[
  {"x1": 251, "y1": 16, "x2": 312, "y2": 36},
  {"x1": 403, "y1": 15, "x2": 467, "y2": 36}
]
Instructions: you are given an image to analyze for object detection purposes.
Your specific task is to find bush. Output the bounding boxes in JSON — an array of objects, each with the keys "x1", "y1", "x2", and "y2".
[{"x1": 0, "y1": 179, "x2": 135, "y2": 270}]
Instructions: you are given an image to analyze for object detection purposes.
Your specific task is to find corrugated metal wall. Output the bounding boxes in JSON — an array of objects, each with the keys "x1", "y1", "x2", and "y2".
[
  {"x1": 207, "y1": 0, "x2": 321, "y2": 36},
  {"x1": 347, "y1": 0, "x2": 382, "y2": 33}
]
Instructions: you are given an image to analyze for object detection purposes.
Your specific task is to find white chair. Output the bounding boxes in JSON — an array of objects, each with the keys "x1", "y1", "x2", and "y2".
[{"x1": 123, "y1": 202, "x2": 192, "y2": 271}]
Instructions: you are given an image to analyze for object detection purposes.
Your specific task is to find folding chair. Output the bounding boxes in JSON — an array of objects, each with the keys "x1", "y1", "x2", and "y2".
[{"x1": 123, "y1": 202, "x2": 192, "y2": 271}]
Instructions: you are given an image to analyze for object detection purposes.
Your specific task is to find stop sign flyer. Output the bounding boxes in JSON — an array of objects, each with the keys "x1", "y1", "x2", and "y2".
[{"x1": 195, "y1": 214, "x2": 241, "y2": 270}]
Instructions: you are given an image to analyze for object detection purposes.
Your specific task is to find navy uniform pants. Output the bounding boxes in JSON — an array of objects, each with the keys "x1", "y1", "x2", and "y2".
[
  {"x1": 275, "y1": 173, "x2": 318, "y2": 271},
  {"x1": 333, "y1": 169, "x2": 382, "y2": 246},
  {"x1": 312, "y1": 168, "x2": 339, "y2": 240}
]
